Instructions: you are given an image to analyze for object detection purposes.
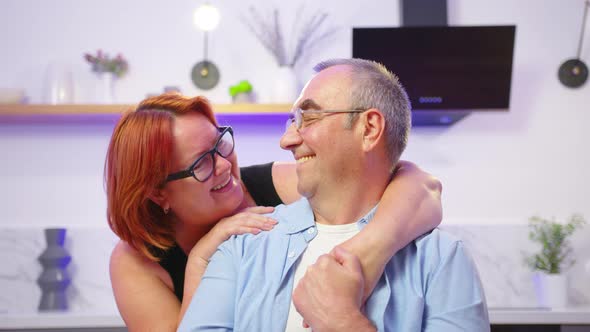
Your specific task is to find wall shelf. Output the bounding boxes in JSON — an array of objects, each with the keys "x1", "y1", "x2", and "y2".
[{"x1": 0, "y1": 104, "x2": 292, "y2": 116}]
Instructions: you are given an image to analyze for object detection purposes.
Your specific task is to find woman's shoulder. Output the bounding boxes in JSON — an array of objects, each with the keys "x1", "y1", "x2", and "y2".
[
  {"x1": 110, "y1": 240, "x2": 173, "y2": 289},
  {"x1": 110, "y1": 240, "x2": 144, "y2": 265}
]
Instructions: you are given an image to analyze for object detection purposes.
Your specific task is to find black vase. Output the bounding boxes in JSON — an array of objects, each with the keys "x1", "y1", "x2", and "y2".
[{"x1": 37, "y1": 228, "x2": 72, "y2": 311}]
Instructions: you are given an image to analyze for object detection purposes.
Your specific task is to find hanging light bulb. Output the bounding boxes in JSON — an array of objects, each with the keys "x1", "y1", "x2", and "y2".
[
  {"x1": 191, "y1": 3, "x2": 221, "y2": 90},
  {"x1": 193, "y1": 4, "x2": 220, "y2": 32}
]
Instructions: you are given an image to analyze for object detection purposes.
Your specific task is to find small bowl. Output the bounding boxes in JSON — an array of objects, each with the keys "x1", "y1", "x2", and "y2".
[{"x1": 0, "y1": 88, "x2": 26, "y2": 104}]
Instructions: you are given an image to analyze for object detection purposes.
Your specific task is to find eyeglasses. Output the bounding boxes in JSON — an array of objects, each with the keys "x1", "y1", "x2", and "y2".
[
  {"x1": 166, "y1": 126, "x2": 235, "y2": 183},
  {"x1": 285, "y1": 108, "x2": 368, "y2": 131}
]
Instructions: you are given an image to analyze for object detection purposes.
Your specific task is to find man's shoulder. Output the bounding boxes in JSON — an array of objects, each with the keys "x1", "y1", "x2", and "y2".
[
  {"x1": 400, "y1": 228, "x2": 466, "y2": 267},
  {"x1": 221, "y1": 200, "x2": 308, "y2": 251},
  {"x1": 415, "y1": 228, "x2": 462, "y2": 251}
]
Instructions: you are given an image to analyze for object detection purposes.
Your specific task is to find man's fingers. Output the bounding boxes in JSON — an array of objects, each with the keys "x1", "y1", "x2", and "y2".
[{"x1": 331, "y1": 246, "x2": 362, "y2": 274}]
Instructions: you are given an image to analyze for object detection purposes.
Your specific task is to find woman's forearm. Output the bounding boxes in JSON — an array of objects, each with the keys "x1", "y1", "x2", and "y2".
[
  {"x1": 336, "y1": 161, "x2": 442, "y2": 299},
  {"x1": 178, "y1": 250, "x2": 209, "y2": 323}
]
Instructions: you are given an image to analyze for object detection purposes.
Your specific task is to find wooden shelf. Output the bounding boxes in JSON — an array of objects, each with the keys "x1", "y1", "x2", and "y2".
[{"x1": 0, "y1": 104, "x2": 292, "y2": 115}]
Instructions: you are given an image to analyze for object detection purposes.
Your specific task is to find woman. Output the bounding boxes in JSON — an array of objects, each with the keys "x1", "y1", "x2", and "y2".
[{"x1": 106, "y1": 93, "x2": 442, "y2": 331}]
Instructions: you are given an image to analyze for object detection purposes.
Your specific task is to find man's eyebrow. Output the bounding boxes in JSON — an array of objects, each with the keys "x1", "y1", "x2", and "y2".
[{"x1": 297, "y1": 99, "x2": 322, "y2": 110}]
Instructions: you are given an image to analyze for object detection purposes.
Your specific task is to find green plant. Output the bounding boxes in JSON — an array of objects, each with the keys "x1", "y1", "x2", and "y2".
[
  {"x1": 229, "y1": 80, "x2": 253, "y2": 97},
  {"x1": 84, "y1": 50, "x2": 129, "y2": 78},
  {"x1": 525, "y1": 214, "x2": 585, "y2": 274}
]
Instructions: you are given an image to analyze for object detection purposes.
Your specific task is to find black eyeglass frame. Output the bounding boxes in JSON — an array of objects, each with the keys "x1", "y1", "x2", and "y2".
[{"x1": 165, "y1": 126, "x2": 234, "y2": 183}]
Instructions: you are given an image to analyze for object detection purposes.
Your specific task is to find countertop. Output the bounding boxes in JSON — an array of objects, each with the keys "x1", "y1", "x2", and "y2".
[
  {"x1": 0, "y1": 312, "x2": 124, "y2": 329},
  {"x1": 488, "y1": 306, "x2": 590, "y2": 325},
  {"x1": 2, "y1": 307, "x2": 590, "y2": 329}
]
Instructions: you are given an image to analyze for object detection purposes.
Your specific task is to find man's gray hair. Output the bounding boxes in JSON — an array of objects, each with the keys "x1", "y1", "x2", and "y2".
[{"x1": 313, "y1": 58, "x2": 411, "y2": 168}]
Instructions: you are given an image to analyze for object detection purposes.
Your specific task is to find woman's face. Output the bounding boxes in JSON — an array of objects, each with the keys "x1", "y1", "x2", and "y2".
[{"x1": 162, "y1": 112, "x2": 243, "y2": 227}]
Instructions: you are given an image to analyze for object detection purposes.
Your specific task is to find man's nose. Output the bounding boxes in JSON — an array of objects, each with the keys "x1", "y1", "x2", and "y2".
[{"x1": 280, "y1": 124, "x2": 303, "y2": 151}]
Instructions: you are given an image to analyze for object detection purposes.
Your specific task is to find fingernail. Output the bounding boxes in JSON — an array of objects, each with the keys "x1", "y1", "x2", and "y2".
[{"x1": 268, "y1": 219, "x2": 278, "y2": 224}]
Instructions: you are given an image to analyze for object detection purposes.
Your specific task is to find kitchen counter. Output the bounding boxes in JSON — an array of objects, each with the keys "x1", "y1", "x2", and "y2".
[
  {"x1": 489, "y1": 307, "x2": 590, "y2": 325},
  {"x1": 0, "y1": 312, "x2": 124, "y2": 330},
  {"x1": 2, "y1": 308, "x2": 590, "y2": 330}
]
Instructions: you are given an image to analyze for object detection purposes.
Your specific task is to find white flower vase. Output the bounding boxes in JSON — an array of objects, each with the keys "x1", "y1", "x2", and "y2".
[
  {"x1": 94, "y1": 72, "x2": 116, "y2": 104},
  {"x1": 532, "y1": 272, "x2": 568, "y2": 308},
  {"x1": 271, "y1": 66, "x2": 299, "y2": 103}
]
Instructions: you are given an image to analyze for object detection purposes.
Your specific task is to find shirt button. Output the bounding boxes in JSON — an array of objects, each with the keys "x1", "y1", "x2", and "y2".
[
  {"x1": 307, "y1": 227, "x2": 315, "y2": 234},
  {"x1": 288, "y1": 251, "x2": 296, "y2": 258}
]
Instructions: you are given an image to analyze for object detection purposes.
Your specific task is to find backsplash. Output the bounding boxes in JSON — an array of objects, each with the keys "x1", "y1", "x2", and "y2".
[
  {"x1": 0, "y1": 228, "x2": 119, "y2": 314},
  {"x1": 1, "y1": 224, "x2": 589, "y2": 314}
]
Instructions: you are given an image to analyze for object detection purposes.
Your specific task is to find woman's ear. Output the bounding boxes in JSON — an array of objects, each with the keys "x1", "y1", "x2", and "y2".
[
  {"x1": 148, "y1": 188, "x2": 170, "y2": 213},
  {"x1": 360, "y1": 108, "x2": 385, "y2": 152}
]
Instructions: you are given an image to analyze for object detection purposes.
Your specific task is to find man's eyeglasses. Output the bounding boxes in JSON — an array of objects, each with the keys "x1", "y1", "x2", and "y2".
[
  {"x1": 166, "y1": 126, "x2": 235, "y2": 183},
  {"x1": 285, "y1": 108, "x2": 368, "y2": 131}
]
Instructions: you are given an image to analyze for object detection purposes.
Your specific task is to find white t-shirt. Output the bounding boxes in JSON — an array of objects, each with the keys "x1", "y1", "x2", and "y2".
[{"x1": 285, "y1": 222, "x2": 360, "y2": 332}]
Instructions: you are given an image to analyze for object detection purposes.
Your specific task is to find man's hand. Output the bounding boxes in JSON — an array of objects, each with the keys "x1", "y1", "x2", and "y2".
[{"x1": 292, "y1": 247, "x2": 376, "y2": 332}]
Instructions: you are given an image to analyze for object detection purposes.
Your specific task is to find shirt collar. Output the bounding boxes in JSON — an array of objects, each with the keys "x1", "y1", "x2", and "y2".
[{"x1": 278, "y1": 198, "x2": 379, "y2": 235}]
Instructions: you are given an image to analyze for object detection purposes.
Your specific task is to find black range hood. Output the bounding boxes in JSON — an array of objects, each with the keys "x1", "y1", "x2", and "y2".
[{"x1": 352, "y1": 0, "x2": 516, "y2": 126}]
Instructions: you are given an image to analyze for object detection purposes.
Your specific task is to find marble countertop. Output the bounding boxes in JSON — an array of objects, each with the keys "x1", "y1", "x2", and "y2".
[
  {"x1": 488, "y1": 307, "x2": 590, "y2": 325},
  {"x1": 0, "y1": 311, "x2": 124, "y2": 329},
  {"x1": 2, "y1": 308, "x2": 590, "y2": 329}
]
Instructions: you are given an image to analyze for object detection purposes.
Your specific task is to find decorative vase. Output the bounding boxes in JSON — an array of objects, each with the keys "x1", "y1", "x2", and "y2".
[
  {"x1": 44, "y1": 62, "x2": 75, "y2": 104},
  {"x1": 37, "y1": 228, "x2": 72, "y2": 311},
  {"x1": 271, "y1": 66, "x2": 299, "y2": 103},
  {"x1": 94, "y1": 72, "x2": 116, "y2": 104},
  {"x1": 532, "y1": 272, "x2": 567, "y2": 308}
]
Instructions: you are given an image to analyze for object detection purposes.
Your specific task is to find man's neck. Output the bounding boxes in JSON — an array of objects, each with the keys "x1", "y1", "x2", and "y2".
[{"x1": 309, "y1": 176, "x2": 389, "y2": 226}]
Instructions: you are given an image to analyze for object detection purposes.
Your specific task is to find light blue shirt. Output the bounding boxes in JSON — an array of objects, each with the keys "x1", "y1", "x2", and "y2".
[{"x1": 179, "y1": 199, "x2": 490, "y2": 332}]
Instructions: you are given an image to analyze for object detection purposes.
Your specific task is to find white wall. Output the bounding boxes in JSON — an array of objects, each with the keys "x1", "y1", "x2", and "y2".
[{"x1": 0, "y1": 0, "x2": 589, "y2": 227}]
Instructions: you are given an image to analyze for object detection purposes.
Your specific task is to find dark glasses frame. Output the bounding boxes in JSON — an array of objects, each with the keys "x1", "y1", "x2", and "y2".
[{"x1": 165, "y1": 126, "x2": 234, "y2": 183}]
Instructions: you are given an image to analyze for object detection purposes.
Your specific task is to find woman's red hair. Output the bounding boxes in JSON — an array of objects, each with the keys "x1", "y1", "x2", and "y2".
[{"x1": 104, "y1": 93, "x2": 217, "y2": 261}]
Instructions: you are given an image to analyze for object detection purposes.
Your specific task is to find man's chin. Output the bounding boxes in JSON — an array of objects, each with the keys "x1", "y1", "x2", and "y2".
[{"x1": 297, "y1": 183, "x2": 314, "y2": 199}]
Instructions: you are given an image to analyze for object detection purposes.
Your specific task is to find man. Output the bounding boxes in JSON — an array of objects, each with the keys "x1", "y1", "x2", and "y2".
[{"x1": 178, "y1": 59, "x2": 489, "y2": 331}]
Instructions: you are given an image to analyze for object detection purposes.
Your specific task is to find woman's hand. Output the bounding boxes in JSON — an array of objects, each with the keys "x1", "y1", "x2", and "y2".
[{"x1": 191, "y1": 206, "x2": 277, "y2": 262}]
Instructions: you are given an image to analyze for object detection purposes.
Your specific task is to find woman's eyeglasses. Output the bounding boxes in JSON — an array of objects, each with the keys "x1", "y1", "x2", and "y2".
[{"x1": 166, "y1": 126, "x2": 234, "y2": 183}]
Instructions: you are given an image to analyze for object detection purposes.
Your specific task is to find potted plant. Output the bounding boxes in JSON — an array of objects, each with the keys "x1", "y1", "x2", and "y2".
[
  {"x1": 84, "y1": 50, "x2": 129, "y2": 78},
  {"x1": 83, "y1": 50, "x2": 128, "y2": 103},
  {"x1": 229, "y1": 80, "x2": 254, "y2": 103},
  {"x1": 525, "y1": 214, "x2": 585, "y2": 308}
]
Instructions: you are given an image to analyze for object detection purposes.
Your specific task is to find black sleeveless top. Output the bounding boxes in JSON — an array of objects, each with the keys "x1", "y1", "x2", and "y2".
[{"x1": 158, "y1": 162, "x2": 283, "y2": 301}]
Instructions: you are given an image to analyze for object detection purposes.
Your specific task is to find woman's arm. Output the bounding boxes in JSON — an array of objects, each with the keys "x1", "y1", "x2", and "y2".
[
  {"x1": 271, "y1": 161, "x2": 302, "y2": 204},
  {"x1": 111, "y1": 208, "x2": 277, "y2": 331},
  {"x1": 179, "y1": 206, "x2": 276, "y2": 321},
  {"x1": 272, "y1": 160, "x2": 442, "y2": 298},
  {"x1": 338, "y1": 160, "x2": 442, "y2": 298}
]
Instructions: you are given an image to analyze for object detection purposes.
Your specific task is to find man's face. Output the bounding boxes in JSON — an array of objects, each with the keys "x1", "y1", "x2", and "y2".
[{"x1": 280, "y1": 65, "x2": 362, "y2": 199}]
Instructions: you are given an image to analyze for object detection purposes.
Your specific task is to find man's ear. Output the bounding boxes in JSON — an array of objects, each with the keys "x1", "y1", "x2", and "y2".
[
  {"x1": 360, "y1": 108, "x2": 385, "y2": 152},
  {"x1": 148, "y1": 188, "x2": 170, "y2": 212}
]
